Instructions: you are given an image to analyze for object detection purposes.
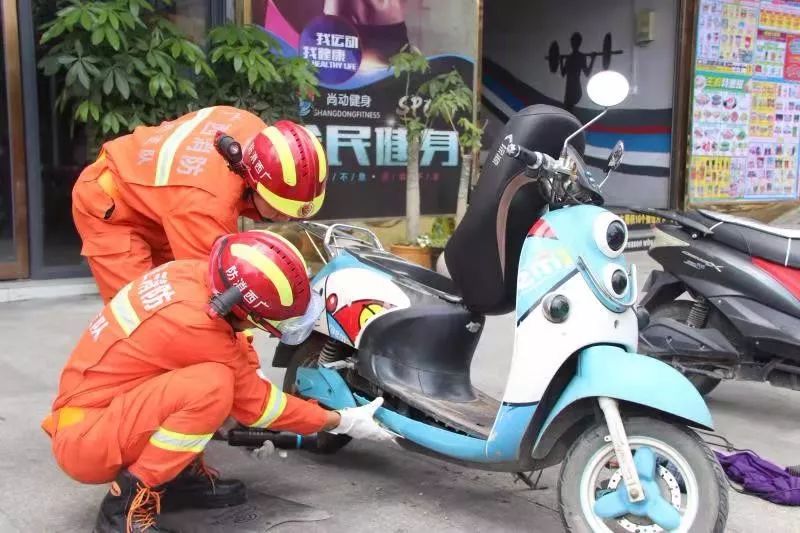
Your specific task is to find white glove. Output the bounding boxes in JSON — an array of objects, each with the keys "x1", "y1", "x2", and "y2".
[{"x1": 328, "y1": 397, "x2": 395, "y2": 442}]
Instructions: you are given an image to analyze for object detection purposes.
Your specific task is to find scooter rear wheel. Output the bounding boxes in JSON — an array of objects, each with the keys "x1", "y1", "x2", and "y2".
[
  {"x1": 558, "y1": 416, "x2": 727, "y2": 533},
  {"x1": 282, "y1": 336, "x2": 352, "y2": 454}
]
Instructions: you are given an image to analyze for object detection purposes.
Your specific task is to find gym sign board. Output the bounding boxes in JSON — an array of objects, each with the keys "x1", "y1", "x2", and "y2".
[{"x1": 259, "y1": 0, "x2": 479, "y2": 220}]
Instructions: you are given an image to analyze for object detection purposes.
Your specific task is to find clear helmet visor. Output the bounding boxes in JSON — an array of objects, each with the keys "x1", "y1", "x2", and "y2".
[{"x1": 274, "y1": 291, "x2": 324, "y2": 346}]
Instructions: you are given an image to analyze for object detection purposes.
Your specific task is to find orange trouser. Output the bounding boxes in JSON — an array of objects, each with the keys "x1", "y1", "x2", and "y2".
[
  {"x1": 48, "y1": 363, "x2": 234, "y2": 488},
  {"x1": 72, "y1": 160, "x2": 173, "y2": 303}
]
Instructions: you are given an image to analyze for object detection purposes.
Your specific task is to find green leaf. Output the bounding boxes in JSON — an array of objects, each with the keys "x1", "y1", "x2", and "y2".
[
  {"x1": 83, "y1": 61, "x2": 100, "y2": 77},
  {"x1": 170, "y1": 40, "x2": 181, "y2": 58},
  {"x1": 75, "y1": 100, "x2": 90, "y2": 122},
  {"x1": 130, "y1": 1, "x2": 140, "y2": 18},
  {"x1": 103, "y1": 72, "x2": 114, "y2": 95},
  {"x1": 90, "y1": 102, "x2": 100, "y2": 122},
  {"x1": 108, "y1": 11, "x2": 120, "y2": 30},
  {"x1": 91, "y1": 27, "x2": 105, "y2": 45},
  {"x1": 233, "y1": 55, "x2": 243, "y2": 72},
  {"x1": 162, "y1": 80, "x2": 174, "y2": 98},
  {"x1": 247, "y1": 67, "x2": 258, "y2": 86},
  {"x1": 40, "y1": 23, "x2": 66, "y2": 44},
  {"x1": 63, "y1": 8, "x2": 81, "y2": 30},
  {"x1": 76, "y1": 63, "x2": 90, "y2": 90},
  {"x1": 149, "y1": 76, "x2": 159, "y2": 97},
  {"x1": 80, "y1": 9, "x2": 93, "y2": 30},
  {"x1": 57, "y1": 54, "x2": 77, "y2": 66},
  {"x1": 114, "y1": 70, "x2": 130, "y2": 99},
  {"x1": 65, "y1": 63, "x2": 79, "y2": 86},
  {"x1": 106, "y1": 27, "x2": 120, "y2": 51}
]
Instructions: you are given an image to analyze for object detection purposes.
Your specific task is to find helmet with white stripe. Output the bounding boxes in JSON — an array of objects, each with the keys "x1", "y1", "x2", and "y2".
[{"x1": 242, "y1": 121, "x2": 328, "y2": 219}]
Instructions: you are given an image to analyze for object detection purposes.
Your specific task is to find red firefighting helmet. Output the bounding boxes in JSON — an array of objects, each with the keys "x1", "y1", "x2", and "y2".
[
  {"x1": 242, "y1": 121, "x2": 328, "y2": 219},
  {"x1": 208, "y1": 230, "x2": 322, "y2": 341}
]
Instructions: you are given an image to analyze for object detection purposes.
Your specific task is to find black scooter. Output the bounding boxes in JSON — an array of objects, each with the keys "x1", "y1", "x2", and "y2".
[{"x1": 637, "y1": 208, "x2": 800, "y2": 395}]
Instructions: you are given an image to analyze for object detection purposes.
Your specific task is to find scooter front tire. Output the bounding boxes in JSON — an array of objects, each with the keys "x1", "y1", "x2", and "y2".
[{"x1": 558, "y1": 416, "x2": 728, "y2": 533}]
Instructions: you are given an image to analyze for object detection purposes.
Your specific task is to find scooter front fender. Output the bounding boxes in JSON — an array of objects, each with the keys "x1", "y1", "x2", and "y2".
[{"x1": 535, "y1": 345, "x2": 714, "y2": 451}]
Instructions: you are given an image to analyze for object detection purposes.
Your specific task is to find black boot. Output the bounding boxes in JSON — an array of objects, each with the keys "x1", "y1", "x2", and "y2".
[
  {"x1": 94, "y1": 470, "x2": 174, "y2": 533},
  {"x1": 160, "y1": 457, "x2": 247, "y2": 512}
]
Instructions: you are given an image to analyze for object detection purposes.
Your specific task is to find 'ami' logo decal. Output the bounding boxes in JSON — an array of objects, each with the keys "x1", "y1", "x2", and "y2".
[{"x1": 518, "y1": 248, "x2": 574, "y2": 290}]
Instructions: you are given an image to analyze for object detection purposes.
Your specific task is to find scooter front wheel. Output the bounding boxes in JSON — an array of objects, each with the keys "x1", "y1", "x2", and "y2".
[{"x1": 558, "y1": 417, "x2": 727, "y2": 533}]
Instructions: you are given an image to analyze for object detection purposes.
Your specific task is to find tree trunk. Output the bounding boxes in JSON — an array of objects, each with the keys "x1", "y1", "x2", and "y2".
[
  {"x1": 406, "y1": 136, "x2": 421, "y2": 243},
  {"x1": 456, "y1": 152, "x2": 472, "y2": 225}
]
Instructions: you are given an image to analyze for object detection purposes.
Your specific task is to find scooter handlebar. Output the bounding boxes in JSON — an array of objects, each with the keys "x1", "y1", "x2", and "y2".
[{"x1": 507, "y1": 144, "x2": 558, "y2": 175}]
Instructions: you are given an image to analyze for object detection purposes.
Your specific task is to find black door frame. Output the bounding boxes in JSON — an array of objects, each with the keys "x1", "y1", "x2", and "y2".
[{"x1": 0, "y1": 0, "x2": 30, "y2": 280}]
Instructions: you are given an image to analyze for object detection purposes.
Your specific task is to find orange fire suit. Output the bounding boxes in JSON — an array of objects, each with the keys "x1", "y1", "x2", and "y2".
[
  {"x1": 42, "y1": 260, "x2": 329, "y2": 488},
  {"x1": 72, "y1": 106, "x2": 266, "y2": 302}
]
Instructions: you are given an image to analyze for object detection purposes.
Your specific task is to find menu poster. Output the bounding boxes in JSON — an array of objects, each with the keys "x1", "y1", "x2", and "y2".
[
  {"x1": 787, "y1": 34, "x2": 800, "y2": 80},
  {"x1": 746, "y1": 81, "x2": 800, "y2": 197},
  {"x1": 696, "y1": 0, "x2": 759, "y2": 74},
  {"x1": 689, "y1": 0, "x2": 800, "y2": 203},
  {"x1": 689, "y1": 156, "x2": 748, "y2": 201},
  {"x1": 758, "y1": 2, "x2": 800, "y2": 33},
  {"x1": 746, "y1": 140, "x2": 799, "y2": 196},
  {"x1": 691, "y1": 73, "x2": 750, "y2": 157},
  {"x1": 754, "y1": 30, "x2": 788, "y2": 79}
]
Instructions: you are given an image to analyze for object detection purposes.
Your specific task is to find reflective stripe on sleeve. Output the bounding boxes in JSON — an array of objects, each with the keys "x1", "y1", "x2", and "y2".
[
  {"x1": 250, "y1": 385, "x2": 288, "y2": 428},
  {"x1": 148, "y1": 427, "x2": 213, "y2": 453},
  {"x1": 109, "y1": 283, "x2": 141, "y2": 336},
  {"x1": 154, "y1": 107, "x2": 215, "y2": 186}
]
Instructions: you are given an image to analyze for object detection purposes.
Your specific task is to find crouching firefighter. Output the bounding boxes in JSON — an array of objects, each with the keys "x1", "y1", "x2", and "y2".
[{"x1": 42, "y1": 231, "x2": 392, "y2": 533}]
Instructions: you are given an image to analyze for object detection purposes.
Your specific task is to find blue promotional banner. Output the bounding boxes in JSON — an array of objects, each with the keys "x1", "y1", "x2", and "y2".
[{"x1": 260, "y1": 0, "x2": 478, "y2": 219}]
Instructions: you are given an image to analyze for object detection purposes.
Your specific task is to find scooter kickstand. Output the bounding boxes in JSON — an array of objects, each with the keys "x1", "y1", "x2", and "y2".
[
  {"x1": 512, "y1": 470, "x2": 547, "y2": 491},
  {"x1": 598, "y1": 397, "x2": 645, "y2": 502}
]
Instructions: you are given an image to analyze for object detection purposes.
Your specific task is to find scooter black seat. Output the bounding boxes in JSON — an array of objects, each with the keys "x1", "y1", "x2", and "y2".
[
  {"x1": 691, "y1": 210, "x2": 800, "y2": 268},
  {"x1": 444, "y1": 105, "x2": 585, "y2": 315},
  {"x1": 349, "y1": 249, "x2": 461, "y2": 301}
]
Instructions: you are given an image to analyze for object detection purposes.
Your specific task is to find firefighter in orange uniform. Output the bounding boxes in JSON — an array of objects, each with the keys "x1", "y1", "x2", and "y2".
[
  {"x1": 72, "y1": 105, "x2": 328, "y2": 302},
  {"x1": 43, "y1": 231, "x2": 391, "y2": 533}
]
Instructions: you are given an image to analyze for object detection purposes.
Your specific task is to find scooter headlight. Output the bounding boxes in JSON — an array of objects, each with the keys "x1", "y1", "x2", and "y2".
[
  {"x1": 542, "y1": 293, "x2": 570, "y2": 323},
  {"x1": 604, "y1": 264, "x2": 629, "y2": 297},
  {"x1": 594, "y1": 212, "x2": 628, "y2": 258}
]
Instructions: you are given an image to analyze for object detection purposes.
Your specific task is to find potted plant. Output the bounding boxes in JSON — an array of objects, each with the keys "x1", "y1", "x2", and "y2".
[
  {"x1": 38, "y1": 0, "x2": 320, "y2": 155},
  {"x1": 204, "y1": 23, "x2": 320, "y2": 123},
  {"x1": 38, "y1": 0, "x2": 214, "y2": 155},
  {"x1": 387, "y1": 46, "x2": 433, "y2": 268},
  {"x1": 420, "y1": 69, "x2": 484, "y2": 224},
  {"x1": 417, "y1": 215, "x2": 455, "y2": 265}
]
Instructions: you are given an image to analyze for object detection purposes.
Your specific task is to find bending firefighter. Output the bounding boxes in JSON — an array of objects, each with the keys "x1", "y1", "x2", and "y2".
[
  {"x1": 72, "y1": 105, "x2": 327, "y2": 302},
  {"x1": 42, "y1": 231, "x2": 391, "y2": 533}
]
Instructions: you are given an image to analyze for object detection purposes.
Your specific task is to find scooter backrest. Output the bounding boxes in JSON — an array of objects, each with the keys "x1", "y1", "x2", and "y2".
[{"x1": 444, "y1": 105, "x2": 585, "y2": 315}]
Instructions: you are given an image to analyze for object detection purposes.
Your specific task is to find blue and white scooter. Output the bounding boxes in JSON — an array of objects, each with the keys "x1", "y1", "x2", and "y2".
[{"x1": 271, "y1": 72, "x2": 728, "y2": 532}]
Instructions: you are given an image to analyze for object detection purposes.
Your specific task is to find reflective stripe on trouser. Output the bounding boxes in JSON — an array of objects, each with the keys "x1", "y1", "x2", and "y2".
[{"x1": 50, "y1": 363, "x2": 235, "y2": 487}]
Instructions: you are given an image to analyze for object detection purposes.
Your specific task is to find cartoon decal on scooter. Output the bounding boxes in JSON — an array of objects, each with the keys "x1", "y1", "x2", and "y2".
[
  {"x1": 318, "y1": 266, "x2": 409, "y2": 345},
  {"x1": 255, "y1": 71, "x2": 728, "y2": 532}
]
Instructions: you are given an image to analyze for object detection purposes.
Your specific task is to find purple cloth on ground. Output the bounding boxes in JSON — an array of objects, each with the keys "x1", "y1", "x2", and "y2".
[{"x1": 715, "y1": 450, "x2": 800, "y2": 506}]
